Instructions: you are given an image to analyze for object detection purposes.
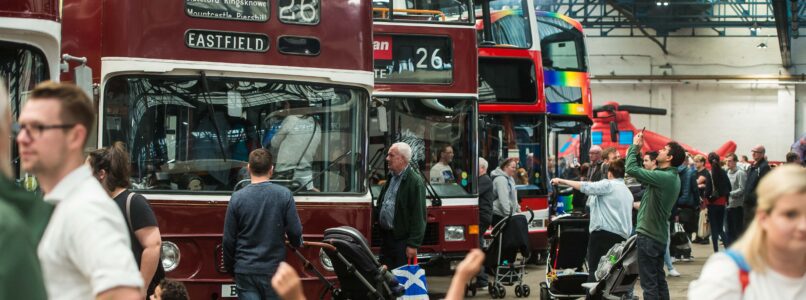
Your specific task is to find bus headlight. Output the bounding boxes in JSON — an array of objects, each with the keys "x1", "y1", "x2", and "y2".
[
  {"x1": 445, "y1": 226, "x2": 465, "y2": 242},
  {"x1": 319, "y1": 249, "x2": 334, "y2": 272},
  {"x1": 161, "y1": 241, "x2": 180, "y2": 272}
]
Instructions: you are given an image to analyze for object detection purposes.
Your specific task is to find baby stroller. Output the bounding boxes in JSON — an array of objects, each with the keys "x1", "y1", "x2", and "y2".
[
  {"x1": 295, "y1": 226, "x2": 404, "y2": 300},
  {"x1": 540, "y1": 213, "x2": 590, "y2": 300},
  {"x1": 483, "y1": 212, "x2": 534, "y2": 298},
  {"x1": 584, "y1": 235, "x2": 639, "y2": 300}
]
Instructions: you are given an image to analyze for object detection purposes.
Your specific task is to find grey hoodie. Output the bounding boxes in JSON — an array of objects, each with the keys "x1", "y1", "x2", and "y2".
[{"x1": 491, "y1": 167, "x2": 519, "y2": 217}]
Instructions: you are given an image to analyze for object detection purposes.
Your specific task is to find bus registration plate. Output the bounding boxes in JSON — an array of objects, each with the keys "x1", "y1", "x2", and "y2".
[{"x1": 221, "y1": 284, "x2": 238, "y2": 297}]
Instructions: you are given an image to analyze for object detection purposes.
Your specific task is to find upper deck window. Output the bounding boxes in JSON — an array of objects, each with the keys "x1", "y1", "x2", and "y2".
[
  {"x1": 476, "y1": 0, "x2": 532, "y2": 48},
  {"x1": 538, "y1": 15, "x2": 587, "y2": 72},
  {"x1": 102, "y1": 75, "x2": 366, "y2": 195},
  {"x1": 478, "y1": 57, "x2": 536, "y2": 103},
  {"x1": 373, "y1": 0, "x2": 473, "y2": 24}
]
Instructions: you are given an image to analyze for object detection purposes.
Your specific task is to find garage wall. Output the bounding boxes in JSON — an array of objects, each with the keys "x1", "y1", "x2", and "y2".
[{"x1": 586, "y1": 36, "x2": 803, "y2": 161}]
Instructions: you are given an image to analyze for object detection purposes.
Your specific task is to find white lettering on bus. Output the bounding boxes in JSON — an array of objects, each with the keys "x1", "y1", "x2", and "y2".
[
  {"x1": 187, "y1": 31, "x2": 266, "y2": 52},
  {"x1": 373, "y1": 41, "x2": 389, "y2": 51}
]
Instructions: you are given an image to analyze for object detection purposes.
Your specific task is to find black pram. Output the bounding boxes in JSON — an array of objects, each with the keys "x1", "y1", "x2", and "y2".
[
  {"x1": 310, "y1": 226, "x2": 404, "y2": 300},
  {"x1": 483, "y1": 213, "x2": 533, "y2": 298},
  {"x1": 540, "y1": 213, "x2": 590, "y2": 300}
]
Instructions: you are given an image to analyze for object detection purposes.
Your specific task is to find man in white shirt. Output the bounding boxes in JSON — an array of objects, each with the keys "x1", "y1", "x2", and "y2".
[
  {"x1": 429, "y1": 144, "x2": 455, "y2": 184},
  {"x1": 16, "y1": 82, "x2": 143, "y2": 300}
]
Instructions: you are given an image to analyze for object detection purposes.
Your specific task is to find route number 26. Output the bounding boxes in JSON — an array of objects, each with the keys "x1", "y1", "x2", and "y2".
[
  {"x1": 415, "y1": 48, "x2": 443, "y2": 70},
  {"x1": 279, "y1": 0, "x2": 318, "y2": 23}
]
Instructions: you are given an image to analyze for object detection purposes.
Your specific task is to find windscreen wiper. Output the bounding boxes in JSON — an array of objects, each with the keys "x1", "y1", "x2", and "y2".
[
  {"x1": 198, "y1": 71, "x2": 227, "y2": 162},
  {"x1": 410, "y1": 162, "x2": 442, "y2": 207},
  {"x1": 293, "y1": 150, "x2": 354, "y2": 195}
]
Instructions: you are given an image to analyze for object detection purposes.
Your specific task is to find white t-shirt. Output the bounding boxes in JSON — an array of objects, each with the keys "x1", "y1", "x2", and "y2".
[
  {"x1": 38, "y1": 166, "x2": 143, "y2": 300},
  {"x1": 688, "y1": 252, "x2": 806, "y2": 300},
  {"x1": 429, "y1": 162, "x2": 454, "y2": 184}
]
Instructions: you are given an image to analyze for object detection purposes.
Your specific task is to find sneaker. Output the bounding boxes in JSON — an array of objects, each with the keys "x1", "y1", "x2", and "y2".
[{"x1": 668, "y1": 269, "x2": 681, "y2": 277}]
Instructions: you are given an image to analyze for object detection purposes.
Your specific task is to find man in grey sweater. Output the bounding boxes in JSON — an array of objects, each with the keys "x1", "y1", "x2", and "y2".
[
  {"x1": 724, "y1": 153, "x2": 746, "y2": 246},
  {"x1": 223, "y1": 148, "x2": 303, "y2": 300}
]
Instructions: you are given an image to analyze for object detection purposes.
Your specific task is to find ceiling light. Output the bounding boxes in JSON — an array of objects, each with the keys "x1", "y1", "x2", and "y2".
[
  {"x1": 663, "y1": 2, "x2": 669, "y2": 6},
  {"x1": 757, "y1": 42, "x2": 767, "y2": 49},
  {"x1": 656, "y1": 2, "x2": 662, "y2": 6}
]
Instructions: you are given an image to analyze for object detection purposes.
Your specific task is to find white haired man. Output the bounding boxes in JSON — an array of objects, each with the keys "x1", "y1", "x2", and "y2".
[{"x1": 374, "y1": 142, "x2": 426, "y2": 269}]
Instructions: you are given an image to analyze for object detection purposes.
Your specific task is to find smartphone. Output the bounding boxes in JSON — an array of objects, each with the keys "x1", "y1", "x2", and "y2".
[{"x1": 640, "y1": 126, "x2": 646, "y2": 135}]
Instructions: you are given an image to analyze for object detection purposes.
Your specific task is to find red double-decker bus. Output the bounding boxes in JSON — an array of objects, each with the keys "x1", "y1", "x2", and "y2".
[
  {"x1": 476, "y1": 1, "x2": 592, "y2": 261},
  {"x1": 1, "y1": 0, "x2": 61, "y2": 182},
  {"x1": 477, "y1": 0, "x2": 550, "y2": 261},
  {"x1": 61, "y1": 0, "x2": 373, "y2": 298},
  {"x1": 369, "y1": 0, "x2": 479, "y2": 272}
]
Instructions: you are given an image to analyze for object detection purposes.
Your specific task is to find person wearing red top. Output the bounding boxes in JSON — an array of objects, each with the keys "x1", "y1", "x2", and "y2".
[{"x1": 707, "y1": 152, "x2": 731, "y2": 251}]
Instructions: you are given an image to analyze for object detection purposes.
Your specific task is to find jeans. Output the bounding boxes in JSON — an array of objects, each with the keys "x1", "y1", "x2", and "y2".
[
  {"x1": 725, "y1": 207, "x2": 744, "y2": 246},
  {"x1": 636, "y1": 234, "x2": 670, "y2": 300},
  {"x1": 235, "y1": 273, "x2": 278, "y2": 300},
  {"x1": 663, "y1": 233, "x2": 674, "y2": 271},
  {"x1": 586, "y1": 230, "x2": 626, "y2": 282},
  {"x1": 707, "y1": 205, "x2": 727, "y2": 252},
  {"x1": 380, "y1": 229, "x2": 408, "y2": 270}
]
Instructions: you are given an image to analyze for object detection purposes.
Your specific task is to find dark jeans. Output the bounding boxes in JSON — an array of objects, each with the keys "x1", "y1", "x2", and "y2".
[
  {"x1": 725, "y1": 207, "x2": 744, "y2": 247},
  {"x1": 380, "y1": 229, "x2": 408, "y2": 270},
  {"x1": 235, "y1": 273, "x2": 278, "y2": 300},
  {"x1": 636, "y1": 234, "x2": 669, "y2": 300},
  {"x1": 707, "y1": 205, "x2": 727, "y2": 252},
  {"x1": 587, "y1": 230, "x2": 626, "y2": 282}
]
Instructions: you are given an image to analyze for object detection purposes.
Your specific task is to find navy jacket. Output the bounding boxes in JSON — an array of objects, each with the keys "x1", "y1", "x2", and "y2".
[{"x1": 223, "y1": 181, "x2": 303, "y2": 275}]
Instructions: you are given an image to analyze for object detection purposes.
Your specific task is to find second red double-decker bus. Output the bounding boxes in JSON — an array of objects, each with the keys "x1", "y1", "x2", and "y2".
[
  {"x1": 61, "y1": 0, "x2": 374, "y2": 298},
  {"x1": 477, "y1": 0, "x2": 551, "y2": 262},
  {"x1": 369, "y1": 0, "x2": 480, "y2": 273}
]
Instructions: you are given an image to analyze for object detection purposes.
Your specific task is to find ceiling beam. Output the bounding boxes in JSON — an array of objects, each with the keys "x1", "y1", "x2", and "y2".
[{"x1": 772, "y1": 0, "x2": 792, "y2": 68}]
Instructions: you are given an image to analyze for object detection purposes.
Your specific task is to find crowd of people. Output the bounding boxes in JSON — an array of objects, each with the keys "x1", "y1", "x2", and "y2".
[{"x1": 1, "y1": 81, "x2": 804, "y2": 300}]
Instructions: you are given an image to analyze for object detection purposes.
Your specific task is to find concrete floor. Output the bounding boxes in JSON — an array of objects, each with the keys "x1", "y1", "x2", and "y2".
[{"x1": 427, "y1": 241, "x2": 715, "y2": 299}]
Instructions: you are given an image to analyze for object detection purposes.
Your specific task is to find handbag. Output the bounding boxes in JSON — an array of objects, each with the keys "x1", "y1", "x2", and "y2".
[
  {"x1": 697, "y1": 208, "x2": 710, "y2": 239},
  {"x1": 392, "y1": 258, "x2": 429, "y2": 300}
]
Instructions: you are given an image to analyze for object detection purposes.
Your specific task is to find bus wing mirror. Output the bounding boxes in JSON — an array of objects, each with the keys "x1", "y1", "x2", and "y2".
[{"x1": 73, "y1": 65, "x2": 93, "y2": 98}]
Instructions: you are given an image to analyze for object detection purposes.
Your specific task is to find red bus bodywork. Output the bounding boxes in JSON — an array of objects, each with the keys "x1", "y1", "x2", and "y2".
[
  {"x1": 372, "y1": 17, "x2": 480, "y2": 268},
  {"x1": 61, "y1": 1, "x2": 374, "y2": 299}
]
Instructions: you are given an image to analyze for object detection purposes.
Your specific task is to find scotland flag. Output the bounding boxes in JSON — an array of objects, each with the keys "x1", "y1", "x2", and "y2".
[{"x1": 392, "y1": 263, "x2": 429, "y2": 299}]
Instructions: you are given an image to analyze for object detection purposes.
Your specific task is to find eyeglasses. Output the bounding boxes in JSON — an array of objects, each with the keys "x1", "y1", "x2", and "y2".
[{"x1": 13, "y1": 122, "x2": 76, "y2": 139}]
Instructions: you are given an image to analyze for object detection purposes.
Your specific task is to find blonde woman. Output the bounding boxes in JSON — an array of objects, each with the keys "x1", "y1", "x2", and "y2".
[{"x1": 688, "y1": 165, "x2": 806, "y2": 299}]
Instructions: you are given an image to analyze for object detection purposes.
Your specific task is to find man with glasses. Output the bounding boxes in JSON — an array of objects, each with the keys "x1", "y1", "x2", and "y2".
[
  {"x1": 16, "y1": 82, "x2": 143, "y2": 300},
  {"x1": 742, "y1": 145, "x2": 771, "y2": 231}
]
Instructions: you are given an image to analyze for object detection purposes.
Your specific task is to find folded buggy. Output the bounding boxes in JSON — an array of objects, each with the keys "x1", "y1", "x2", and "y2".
[
  {"x1": 584, "y1": 235, "x2": 639, "y2": 300},
  {"x1": 481, "y1": 212, "x2": 533, "y2": 299},
  {"x1": 293, "y1": 226, "x2": 404, "y2": 300},
  {"x1": 540, "y1": 213, "x2": 590, "y2": 300}
]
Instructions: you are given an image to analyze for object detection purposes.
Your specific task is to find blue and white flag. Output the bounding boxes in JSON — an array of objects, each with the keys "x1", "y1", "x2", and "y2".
[{"x1": 392, "y1": 263, "x2": 429, "y2": 300}]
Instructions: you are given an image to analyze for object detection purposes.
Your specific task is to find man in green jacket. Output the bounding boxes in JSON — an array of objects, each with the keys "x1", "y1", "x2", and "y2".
[
  {"x1": 376, "y1": 142, "x2": 427, "y2": 269},
  {"x1": 625, "y1": 133, "x2": 685, "y2": 300}
]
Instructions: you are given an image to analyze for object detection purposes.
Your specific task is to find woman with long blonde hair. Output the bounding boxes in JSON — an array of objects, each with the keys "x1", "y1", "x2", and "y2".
[{"x1": 688, "y1": 165, "x2": 806, "y2": 299}]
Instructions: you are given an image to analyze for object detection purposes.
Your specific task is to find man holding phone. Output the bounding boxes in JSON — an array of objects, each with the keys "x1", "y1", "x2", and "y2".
[{"x1": 625, "y1": 131, "x2": 686, "y2": 300}]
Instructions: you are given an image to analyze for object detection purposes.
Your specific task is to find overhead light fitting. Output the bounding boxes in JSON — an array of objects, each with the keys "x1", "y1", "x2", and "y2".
[
  {"x1": 757, "y1": 42, "x2": 768, "y2": 49},
  {"x1": 656, "y1": 1, "x2": 669, "y2": 6}
]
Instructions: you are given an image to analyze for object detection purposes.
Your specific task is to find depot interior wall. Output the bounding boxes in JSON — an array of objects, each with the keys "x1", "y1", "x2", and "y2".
[{"x1": 587, "y1": 36, "x2": 800, "y2": 161}]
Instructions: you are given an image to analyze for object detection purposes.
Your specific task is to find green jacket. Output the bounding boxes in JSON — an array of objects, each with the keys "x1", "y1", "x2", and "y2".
[
  {"x1": 0, "y1": 177, "x2": 53, "y2": 244},
  {"x1": 625, "y1": 145, "x2": 680, "y2": 244},
  {"x1": 375, "y1": 167, "x2": 427, "y2": 248},
  {"x1": 0, "y1": 185, "x2": 48, "y2": 300}
]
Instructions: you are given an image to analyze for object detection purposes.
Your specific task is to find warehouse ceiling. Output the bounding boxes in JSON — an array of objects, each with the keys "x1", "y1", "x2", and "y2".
[{"x1": 534, "y1": 0, "x2": 803, "y2": 67}]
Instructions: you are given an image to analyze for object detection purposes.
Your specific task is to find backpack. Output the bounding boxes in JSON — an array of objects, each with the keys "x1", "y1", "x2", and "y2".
[{"x1": 725, "y1": 249, "x2": 750, "y2": 294}]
